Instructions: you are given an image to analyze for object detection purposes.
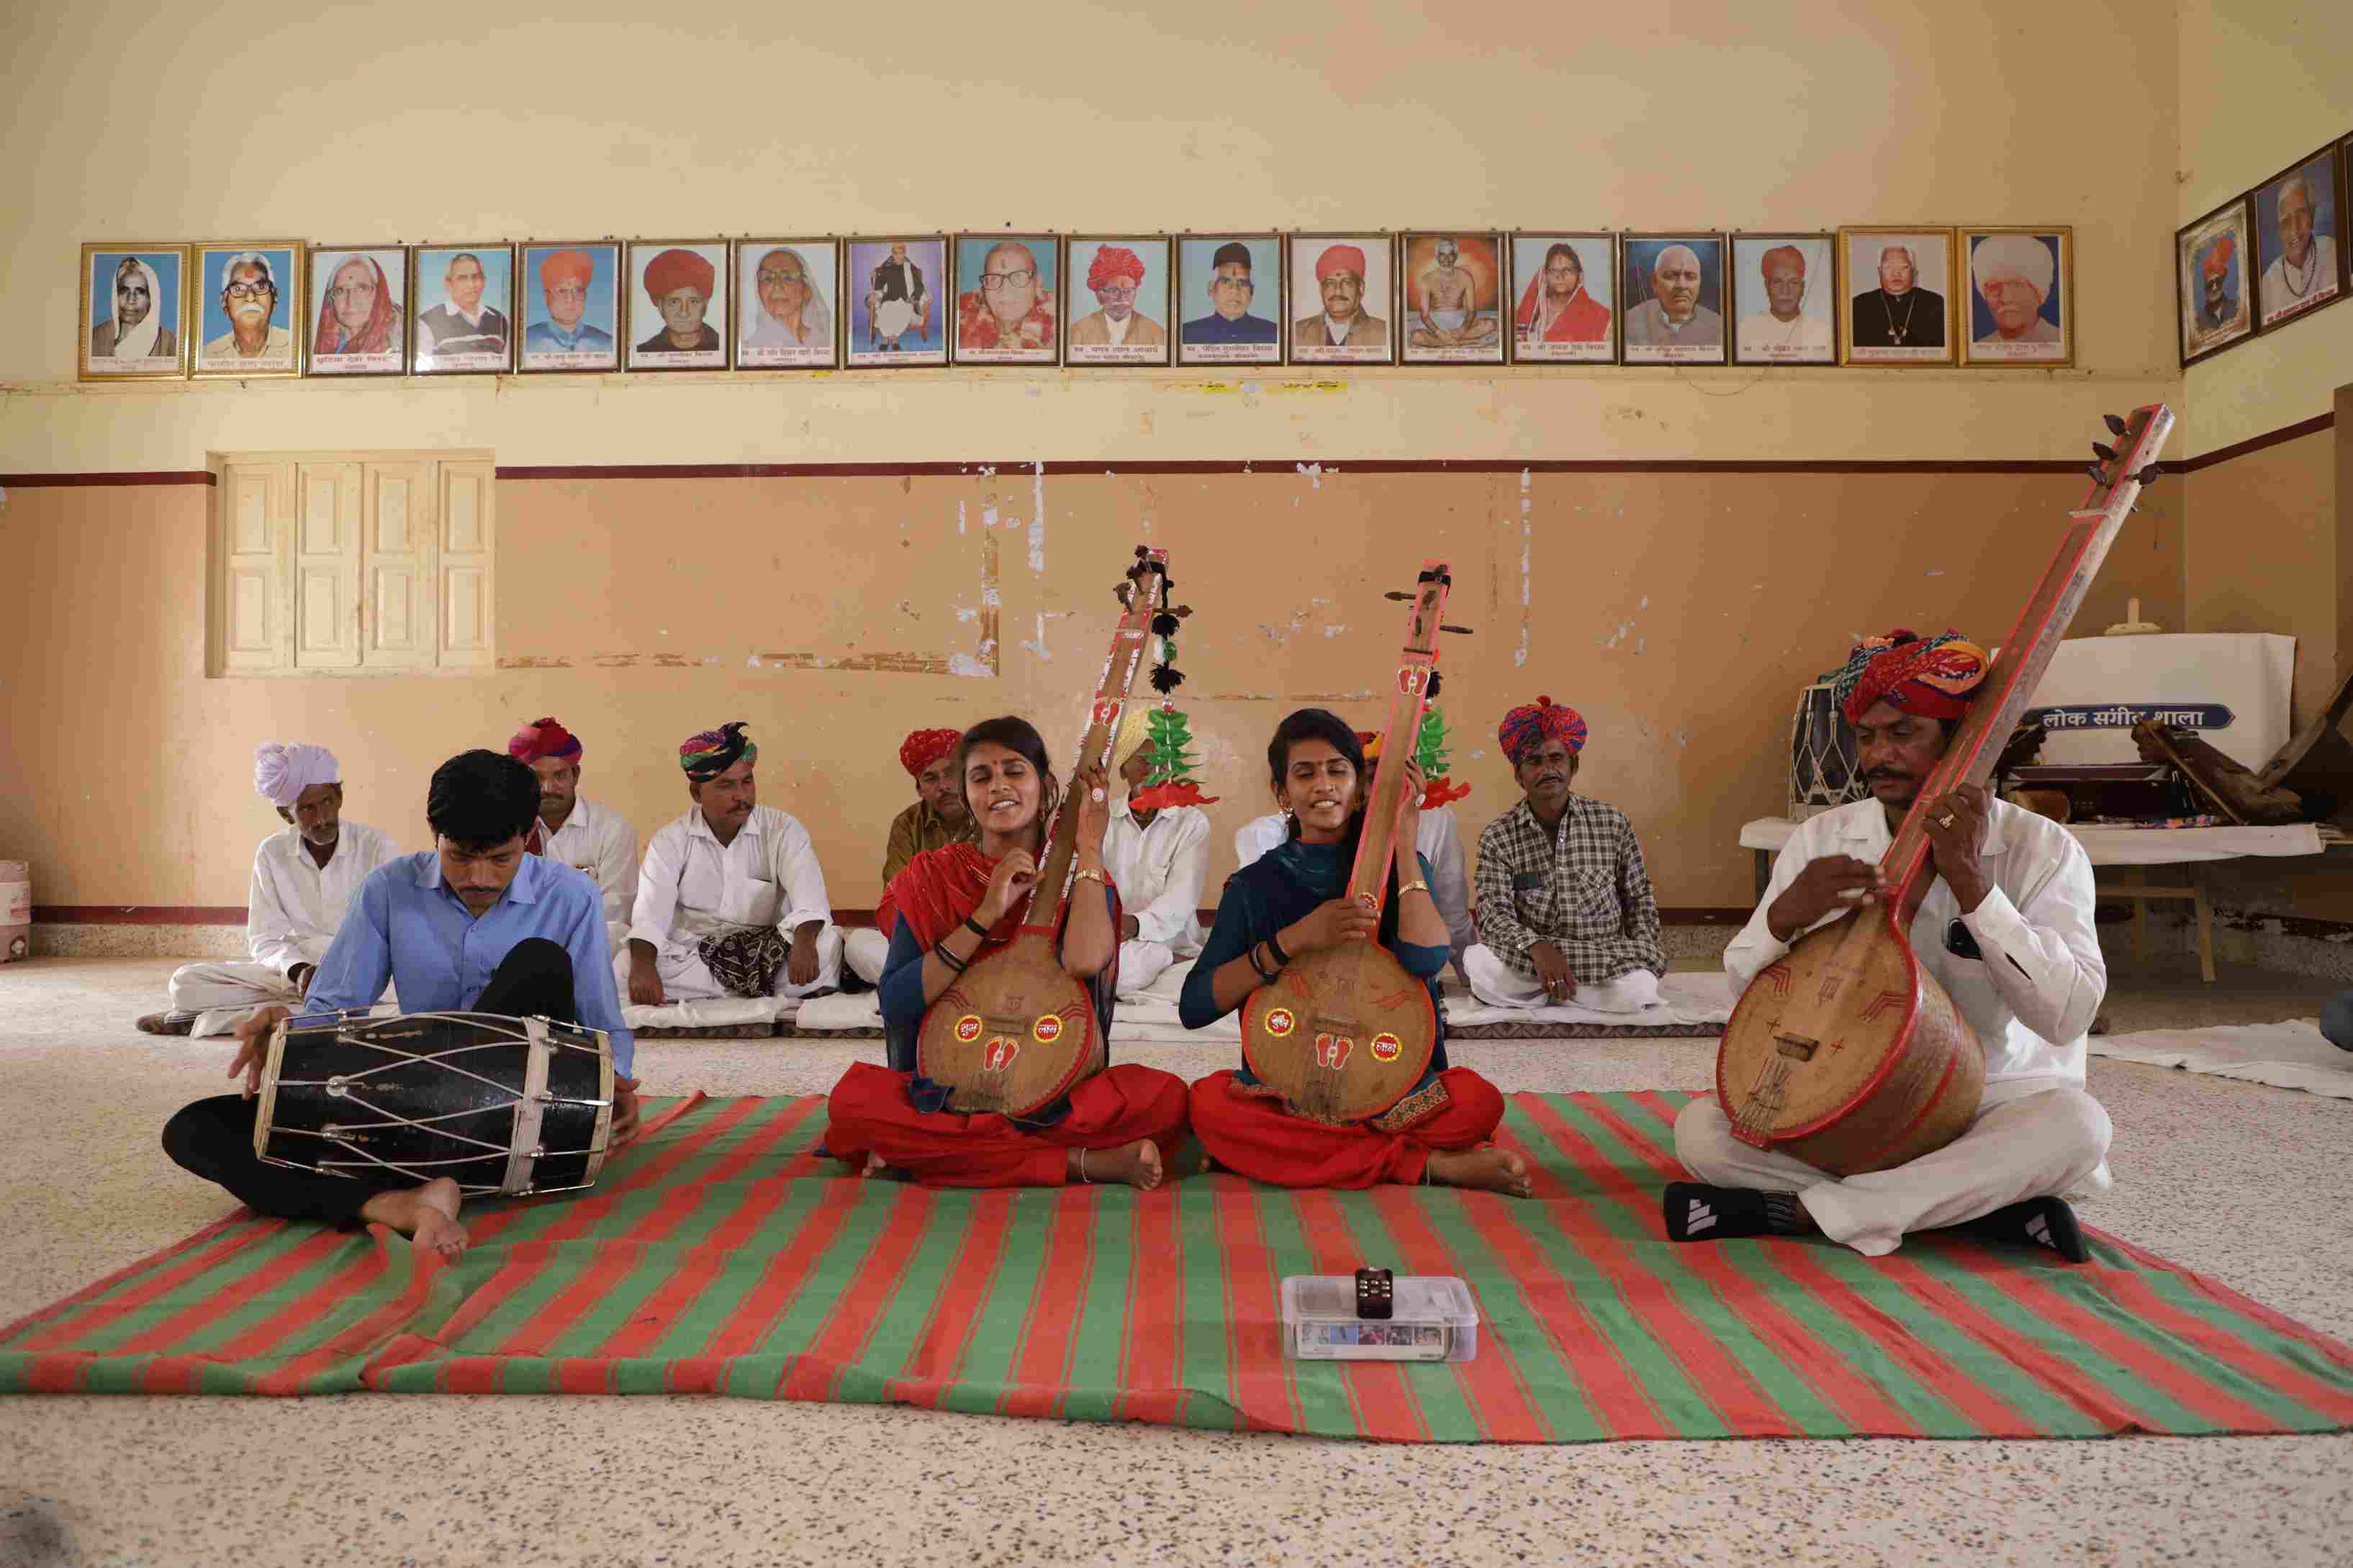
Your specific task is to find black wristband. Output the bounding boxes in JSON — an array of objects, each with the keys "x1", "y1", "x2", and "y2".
[
  {"x1": 1265, "y1": 930, "x2": 1291, "y2": 967},
  {"x1": 963, "y1": 917, "x2": 992, "y2": 941}
]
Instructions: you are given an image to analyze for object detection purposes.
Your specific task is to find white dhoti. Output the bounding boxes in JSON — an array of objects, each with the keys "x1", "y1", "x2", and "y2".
[
  {"x1": 1114, "y1": 938, "x2": 1177, "y2": 1001},
  {"x1": 620, "y1": 923, "x2": 846, "y2": 1002},
  {"x1": 1672, "y1": 1084, "x2": 2113, "y2": 1257},
  {"x1": 844, "y1": 926, "x2": 892, "y2": 986},
  {"x1": 167, "y1": 961, "x2": 301, "y2": 1037},
  {"x1": 1461, "y1": 944, "x2": 1661, "y2": 1014},
  {"x1": 1426, "y1": 308, "x2": 1467, "y2": 332}
]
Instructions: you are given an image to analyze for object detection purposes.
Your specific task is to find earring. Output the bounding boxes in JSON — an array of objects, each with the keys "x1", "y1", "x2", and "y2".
[{"x1": 1281, "y1": 804, "x2": 1295, "y2": 818}]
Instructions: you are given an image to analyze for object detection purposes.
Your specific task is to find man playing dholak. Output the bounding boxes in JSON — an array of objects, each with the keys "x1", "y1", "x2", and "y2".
[
  {"x1": 1668, "y1": 631, "x2": 2110, "y2": 1261},
  {"x1": 1182, "y1": 710, "x2": 1530, "y2": 1195},
  {"x1": 140, "y1": 742, "x2": 399, "y2": 1036},
  {"x1": 845, "y1": 727, "x2": 977, "y2": 987},
  {"x1": 824, "y1": 717, "x2": 1188, "y2": 1189},
  {"x1": 625, "y1": 722, "x2": 844, "y2": 1008},
  {"x1": 508, "y1": 716, "x2": 638, "y2": 954},
  {"x1": 161, "y1": 750, "x2": 640, "y2": 1261},
  {"x1": 1102, "y1": 704, "x2": 1209, "y2": 999},
  {"x1": 1463, "y1": 698, "x2": 1666, "y2": 1013}
]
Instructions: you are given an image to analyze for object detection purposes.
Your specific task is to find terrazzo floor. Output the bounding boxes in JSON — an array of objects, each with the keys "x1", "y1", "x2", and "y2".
[{"x1": 2, "y1": 956, "x2": 2348, "y2": 1568}]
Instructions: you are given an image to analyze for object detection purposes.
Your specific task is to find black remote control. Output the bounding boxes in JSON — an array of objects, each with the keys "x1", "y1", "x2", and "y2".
[{"x1": 1355, "y1": 1266, "x2": 1394, "y2": 1320}]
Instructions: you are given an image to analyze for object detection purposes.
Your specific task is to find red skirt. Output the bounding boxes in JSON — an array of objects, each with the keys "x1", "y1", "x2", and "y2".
[
  {"x1": 826, "y1": 1060, "x2": 1191, "y2": 1189},
  {"x1": 1188, "y1": 1068, "x2": 1505, "y2": 1189}
]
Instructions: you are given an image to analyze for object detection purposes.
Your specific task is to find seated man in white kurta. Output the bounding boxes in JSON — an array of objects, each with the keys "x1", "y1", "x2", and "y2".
[
  {"x1": 1667, "y1": 630, "x2": 2110, "y2": 1263},
  {"x1": 139, "y1": 741, "x2": 399, "y2": 1035},
  {"x1": 1101, "y1": 706, "x2": 1209, "y2": 999},
  {"x1": 1232, "y1": 728, "x2": 1473, "y2": 976},
  {"x1": 624, "y1": 721, "x2": 843, "y2": 1007},
  {"x1": 1463, "y1": 698, "x2": 1665, "y2": 1013},
  {"x1": 507, "y1": 715, "x2": 638, "y2": 953}
]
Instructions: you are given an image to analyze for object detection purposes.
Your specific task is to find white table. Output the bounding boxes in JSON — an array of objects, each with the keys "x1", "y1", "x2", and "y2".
[{"x1": 1738, "y1": 817, "x2": 2335, "y2": 984}]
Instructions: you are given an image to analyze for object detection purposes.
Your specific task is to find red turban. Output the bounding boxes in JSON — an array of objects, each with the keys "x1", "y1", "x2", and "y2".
[
  {"x1": 508, "y1": 715, "x2": 582, "y2": 764},
  {"x1": 1497, "y1": 697, "x2": 1588, "y2": 764},
  {"x1": 540, "y1": 249, "x2": 595, "y2": 291},
  {"x1": 1832, "y1": 630, "x2": 1990, "y2": 725},
  {"x1": 643, "y1": 248, "x2": 715, "y2": 303},
  {"x1": 1316, "y1": 244, "x2": 1368, "y2": 282},
  {"x1": 1087, "y1": 246, "x2": 1146, "y2": 291},
  {"x1": 900, "y1": 727, "x2": 962, "y2": 779},
  {"x1": 2201, "y1": 235, "x2": 2235, "y2": 279}
]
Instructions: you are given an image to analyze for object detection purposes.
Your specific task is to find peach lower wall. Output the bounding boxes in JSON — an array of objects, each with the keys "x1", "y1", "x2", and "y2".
[{"x1": 0, "y1": 466, "x2": 2183, "y2": 915}]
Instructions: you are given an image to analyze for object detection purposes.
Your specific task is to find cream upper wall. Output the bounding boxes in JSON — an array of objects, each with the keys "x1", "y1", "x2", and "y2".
[
  {"x1": 0, "y1": 0, "x2": 2181, "y2": 468},
  {"x1": 2177, "y1": 1, "x2": 2353, "y2": 455}
]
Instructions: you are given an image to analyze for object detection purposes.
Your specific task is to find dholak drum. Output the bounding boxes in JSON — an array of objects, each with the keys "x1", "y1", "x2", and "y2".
[
  {"x1": 254, "y1": 1010, "x2": 615, "y2": 1197},
  {"x1": 1788, "y1": 679, "x2": 1869, "y2": 820},
  {"x1": 875, "y1": 298, "x2": 916, "y2": 343}
]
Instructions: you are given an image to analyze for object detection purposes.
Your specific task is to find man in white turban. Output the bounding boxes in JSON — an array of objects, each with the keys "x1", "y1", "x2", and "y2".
[
  {"x1": 137, "y1": 743, "x2": 400, "y2": 1035},
  {"x1": 1099, "y1": 705, "x2": 1210, "y2": 1001},
  {"x1": 1970, "y1": 235, "x2": 2062, "y2": 345}
]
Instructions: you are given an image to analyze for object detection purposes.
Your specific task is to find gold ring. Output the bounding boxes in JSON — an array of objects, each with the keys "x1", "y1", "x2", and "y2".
[{"x1": 1937, "y1": 812, "x2": 1956, "y2": 828}]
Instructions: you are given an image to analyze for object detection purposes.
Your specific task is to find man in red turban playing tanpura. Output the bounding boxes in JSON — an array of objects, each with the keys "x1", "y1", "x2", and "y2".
[
  {"x1": 846, "y1": 727, "x2": 980, "y2": 986},
  {"x1": 1668, "y1": 630, "x2": 2112, "y2": 1264}
]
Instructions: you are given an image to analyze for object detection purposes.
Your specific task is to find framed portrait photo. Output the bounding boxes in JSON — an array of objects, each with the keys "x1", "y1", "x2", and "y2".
[
  {"x1": 1958, "y1": 228, "x2": 2072, "y2": 367},
  {"x1": 518, "y1": 242, "x2": 620, "y2": 373},
  {"x1": 191, "y1": 242, "x2": 301, "y2": 379},
  {"x1": 2175, "y1": 199, "x2": 2257, "y2": 366},
  {"x1": 80, "y1": 243, "x2": 189, "y2": 381},
  {"x1": 1399, "y1": 232, "x2": 1504, "y2": 365},
  {"x1": 1507, "y1": 233, "x2": 1616, "y2": 364},
  {"x1": 734, "y1": 239, "x2": 839, "y2": 370},
  {"x1": 626, "y1": 240, "x2": 728, "y2": 371},
  {"x1": 1175, "y1": 235, "x2": 1283, "y2": 366},
  {"x1": 410, "y1": 244, "x2": 513, "y2": 375},
  {"x1": 307, "y1": 246, "x2": 408, "y2": 376},
  {"x1": 1064, "y1": 237, "x2": 1170, "y2": 367},
  {"x1": 846, "y1": 237, "x2": 947, "y2": 368},
  {"x1": 1621, "y1": 234, "x2": 1727, "y2": 365},
  {"x1": 1838, "y1": 227, "x2": 1956, "y2": 366},
  {"x1": 1290, "y1": 234, "x2": 1394, "y2": 365},
  {"x1": 953, "y1": 235, "x2": 1061, "y2": 366},
  {"x1": 2251, "y1": 145, "x2": 2346, "y2": 330},
  {"x1": 1730, "y1": 233, "x2": 1838, "y2": 366}
]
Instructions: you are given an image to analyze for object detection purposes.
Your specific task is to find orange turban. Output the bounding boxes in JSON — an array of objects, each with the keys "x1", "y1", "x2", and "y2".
[
  {"x1": 540, "y1": 249, "x2": 595, "y2": 291},
  {"x1": 1316, "y1": 244, "x2": 1368, "y2": 282},
  {"x1": 2201, "y1": 235, "x2": 2235, "y2": 279},
  {"x1": 1087, "y1": 246, "x2": 1146, "y2": 291},
  {"x1": 643, "y1": 248, "x2": 715, "y2": 303}
]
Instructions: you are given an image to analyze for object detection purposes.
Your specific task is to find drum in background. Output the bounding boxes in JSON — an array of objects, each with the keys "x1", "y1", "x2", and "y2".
[
  {"x1": 255, "y1": 1010, "x2": 614, "y2": 1197},
  {"x1": 1788, "y1": 680, "x2": 1869, "y2": 820}
]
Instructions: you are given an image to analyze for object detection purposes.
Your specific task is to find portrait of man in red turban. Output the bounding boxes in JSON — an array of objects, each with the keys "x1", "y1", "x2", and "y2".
[{"x1": 630, "y1": 243, "x2": 726, "y2": 364}]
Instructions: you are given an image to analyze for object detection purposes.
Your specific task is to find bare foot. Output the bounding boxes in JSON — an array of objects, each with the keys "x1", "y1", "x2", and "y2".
[
  {"x1": 1072, "y1": 1139, "x2": 1164, "y2": 1191},
  {"x1": 861, "y1": 1152, "x2": 888, "y2": 1178},
  {"x1": 1424, "y1": 1147, "x2": 1533, "y2": 1199},
  {"x1": 360, "y1": 1178, "x2": 470, "y2": 1261}
]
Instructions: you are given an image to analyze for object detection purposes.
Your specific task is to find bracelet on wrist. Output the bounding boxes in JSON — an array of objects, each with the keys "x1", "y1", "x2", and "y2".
[
  {"x1": 935, "y1": 943, "x2": 970, "y2": 974},
  {"x1": 1245, "y1": 943, "x2": 1275, "y2": 983},
  {"x1": 962, "y1": 916, "x2": 991, "y2": 941},
  {"x1": 1265, "y1": 930, "x2": 1291, "y2": 967}
]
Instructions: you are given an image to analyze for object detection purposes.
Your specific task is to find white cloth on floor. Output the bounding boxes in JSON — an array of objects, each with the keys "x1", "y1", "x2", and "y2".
[
  {"x1": 535, "y1": 796, "x2": 639, "y2": 953},
  {"x1": 1233, "y1": 805, "x2": 1475, "y2": 965},
  {"x1": 844, "y1": 925, "x2": 891, "y2": 986},
  {"x1": 165, "y1": 822, "x2": 400, "y2": 1031},
  {"x1": 628, "y1": 804, "x2": 838, "y2": 998},
  {"x1": 1103, "y1": 802, "x2": 1209, "y2": 956},
  {"x1": 2090, "y1": 1018, "x2": 2353, "y2": 1100},
  {"x1": 1674, "y1": 1084, "x2": 2113, "y2": 1256},
  {"x1": 1727, "y1": 797, "x2": 2105, "y2": 1098},
  {"x1": 1116, "y1": 938, "x2": 1176, "y2": 1000},
  {"x1": 171, "y1": 961, "x2": 301, "y2": 1038},
  {"x1": 1461, "y1": 943, "x2": 1660, "y2": 1013}
]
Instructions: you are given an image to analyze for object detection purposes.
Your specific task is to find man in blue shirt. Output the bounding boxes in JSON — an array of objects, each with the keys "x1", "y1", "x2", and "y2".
[{"x1": 162, "y1": 751, "x2": 640, "y2": 1259}]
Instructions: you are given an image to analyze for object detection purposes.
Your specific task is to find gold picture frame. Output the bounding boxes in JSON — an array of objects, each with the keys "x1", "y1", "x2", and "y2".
[
  {"x1": 79, "y1": 242, "x2": 191, "y2": 381},
  {"x1": 1837, "y1": 226, "x2": 1957, "y2": 366},
  {"x1": 1957, "y1": 227, "x2": 2074, "y2": 368},
  {"x1": 190, "y1": 241, "x2": 304, "y2": 379}
]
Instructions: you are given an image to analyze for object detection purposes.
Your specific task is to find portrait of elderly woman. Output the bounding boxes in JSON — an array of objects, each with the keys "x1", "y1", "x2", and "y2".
[
  {"x1": 736, "y1": 241, "x2": 837, "y2": 368},
  {"x1": 307, "y1": 248, "x2": 407, "y2": 375},
  {"x1": 1065, "y1": 238, "x2": 1169, "y2": 366},
  {"x1": 81, "y1": 245, "x2": 186, "y2": 378},
  {"x1": 954, "y1": 235, "x2": 1060, "y2": 363},
  {"x1": 1961, "y1": 230, "x2": 2071, "y2": 366},
  {"x1": 628, "y1": 242, "x2": 728, "y2": 369}
]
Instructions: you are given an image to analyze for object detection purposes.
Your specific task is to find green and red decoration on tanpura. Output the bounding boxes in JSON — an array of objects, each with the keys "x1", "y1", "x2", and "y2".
[
  {"x1": 1128, "y1": 700, "x2": 1221, "y2": 812},
  {"x1": 1417, "y1": 703, "x2": 1470, "y2": 808}
]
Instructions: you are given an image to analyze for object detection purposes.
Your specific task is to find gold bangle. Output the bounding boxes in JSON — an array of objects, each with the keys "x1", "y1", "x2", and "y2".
[
  {"x1": 1072, "y1": 867, "x2": 1109, "y2": 886},
  {"x1": 1398, "y1": 878, "x2": 1431, "y2": 896}
]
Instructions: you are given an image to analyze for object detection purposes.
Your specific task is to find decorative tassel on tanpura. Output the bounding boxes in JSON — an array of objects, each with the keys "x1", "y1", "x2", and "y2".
[{"x1": 1128, "y1": 699, "x2": 1221, "y2": 812}]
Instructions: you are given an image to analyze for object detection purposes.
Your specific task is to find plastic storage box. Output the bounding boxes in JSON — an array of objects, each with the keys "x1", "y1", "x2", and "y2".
[{"x1": 1281, "y1": 1274, "x2": 1479, "y2": 1362}]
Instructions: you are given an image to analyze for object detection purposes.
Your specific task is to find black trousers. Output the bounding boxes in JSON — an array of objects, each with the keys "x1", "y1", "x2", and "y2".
[{"x1": 161, "y1": 938, "x2": 577, "y2": 1225}]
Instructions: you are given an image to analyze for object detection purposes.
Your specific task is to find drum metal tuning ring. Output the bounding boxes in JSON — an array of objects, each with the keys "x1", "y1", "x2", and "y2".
[{"x1": 325, "y1": 1079, "x2": 348, "y2": 1097}]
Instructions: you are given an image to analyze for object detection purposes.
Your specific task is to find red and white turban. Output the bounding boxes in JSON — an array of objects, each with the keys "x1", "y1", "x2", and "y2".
[{"x1": 1496, "y1": 698, "x2": 1588, "y2": 764}]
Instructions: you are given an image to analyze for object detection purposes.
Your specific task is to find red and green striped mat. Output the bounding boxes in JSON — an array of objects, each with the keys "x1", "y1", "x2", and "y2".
[{"x1": 7, "y1": 1091, "x2": 2352, "y2": 1442}]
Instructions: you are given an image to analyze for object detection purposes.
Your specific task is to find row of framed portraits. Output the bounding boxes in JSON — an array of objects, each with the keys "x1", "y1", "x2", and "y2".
[
  {"x1": 2174, "y1": 132, "x2": 2353, "y2": 366},
  {"x1": 78, "y1": 226, "x2": 2075, "y2": 381}
]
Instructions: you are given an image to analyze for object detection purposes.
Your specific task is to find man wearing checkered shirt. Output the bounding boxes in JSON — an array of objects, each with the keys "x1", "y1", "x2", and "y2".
[{"x1": 1463, "y1": 698, "x2": 1666, "y2": 1013}]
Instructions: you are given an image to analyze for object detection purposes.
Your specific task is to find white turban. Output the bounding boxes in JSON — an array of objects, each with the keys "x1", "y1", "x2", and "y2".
[
  {"x1": 254, "y1": 742, "x2": 340, "y2": 809},
  {"x1": 1111, "y1": 705, "x2": 1155, "y2": 771},
  {"x1": 1972, "y1": 235, "x2": 2054, "y2": 299}
]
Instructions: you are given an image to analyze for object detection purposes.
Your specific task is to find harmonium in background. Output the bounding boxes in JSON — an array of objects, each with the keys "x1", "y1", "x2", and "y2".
[{"x1": 2002, "y1": 763, "x2": 2198, "y2": 825}]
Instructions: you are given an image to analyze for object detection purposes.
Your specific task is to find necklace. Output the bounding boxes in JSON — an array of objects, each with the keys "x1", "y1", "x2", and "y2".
[
  {"x1": 1879, "y1": 290, "x2": 1919, "y2": 345},
  {"x1": 2282, "y1": 248, "x2": 2318, "y2": 299}
]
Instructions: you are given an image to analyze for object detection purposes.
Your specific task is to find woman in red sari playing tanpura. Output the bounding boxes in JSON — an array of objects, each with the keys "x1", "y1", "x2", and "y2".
[{"x1": 824, "y1": 716, "x2": 1189, "y2": 1189}]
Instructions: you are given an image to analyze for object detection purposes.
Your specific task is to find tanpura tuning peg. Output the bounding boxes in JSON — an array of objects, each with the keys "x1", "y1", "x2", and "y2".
[
  {"x1": 2133, "y1": 463, "x2": 2165, "y2": 486},
  {"x1": 2103, "y1": 413, "x2": 2129, "y2": 438},
  {"x1": 2085, "y1": 463, "x2": 2108, "y2": 484},
  {"x1": 1383, "y1": 590, "x2": 1417, "y2": 602},
  {"x1": 2092, "y1": 442, "x2": 2118, "y2": 463},
  {"x1": 1440, "y1": 623, "x2": 1474, "y2": 635}
]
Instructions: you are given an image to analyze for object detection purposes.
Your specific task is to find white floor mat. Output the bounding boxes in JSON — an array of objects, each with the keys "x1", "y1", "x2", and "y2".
[
  {"x1": 623, "y1": 995, "x2": 801, "y2": 1030},
  {"x1": 2090, "y1": 1019, "x2": 2353, "y2": 1100}
]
